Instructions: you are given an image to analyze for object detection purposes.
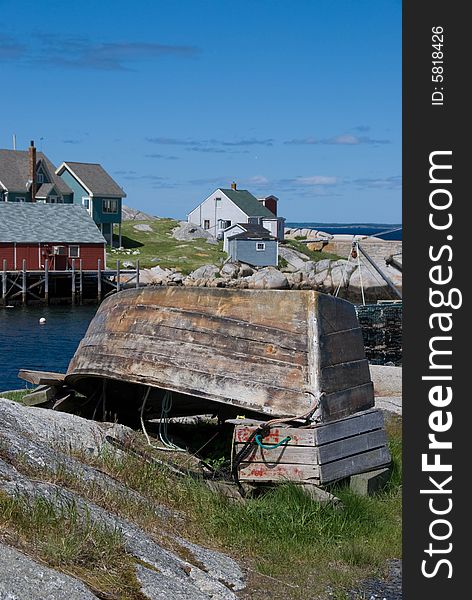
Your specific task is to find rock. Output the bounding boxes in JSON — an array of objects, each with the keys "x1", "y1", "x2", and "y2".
[
  {"x1": 278, "y1": 246, "x2": 309, "y2": 270},
  {"x1": 136, "y1": 564, "x2": 209, "y2": 600},
  {"x1": 0, "y1": 398, "x2": 129, "y2": 456},
  {"x1": 308, "y1": 269, "x2": 329, "y2": 287},
  {"x1": 122, "y1": 206, "x2": 160, "y2": 221},
  {"x1": 172, "y1": 222, "x2": 217, "y2": 245},
  {"x1": 297, "y1": 260, "x2": 318, "y2": 274},
  {"x1": 350, "y1": 467, "x2": 392, "y2": 496},
  {"x1": 286, "y1": 272, "x2": 303, "y2": 285},
  {"x1": 188, "y1": 264, "x2": 219, "y2": 280},
  {"x1": 140, "y1": 266, "x2": 174, "y2": 285},
  {"x1": 247, "y1": 267, "x2": 288, "y2": 289},
  {"x1": 369, "y1": 365, "x2": 402, "y2": 398},
  {"x1": 133, "y1": 223, "x2": 153, "y2": 232},
  {"x1": 329, "y1": 261, "x2": 357, "y2": 290},
  {"x1": 306, "y1": 241, "x2": 326, "y2": 251},
  {"x1": 220, "y1": 262, "x2": 240, "y2": 279},
  {"x1": 0, "y1": 543, "x2": 99, "y2": 600},
  {"x1": 238, "y1": 263, "x2": 254, "y2": 277},
  {"x1": 0, "y1": 399, "x2": 245, "y2": 599},
  {"x1": 348, "y1": 267, "x2": 389, "y2": 301},
  {"x1": 314, "y1": 259, "x2": 333, "y2": 273}
]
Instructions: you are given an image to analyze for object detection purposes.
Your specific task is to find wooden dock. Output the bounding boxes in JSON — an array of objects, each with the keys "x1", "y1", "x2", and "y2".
[{"x1": 1, "y1": 259, "x2": 141, "y2": 305}]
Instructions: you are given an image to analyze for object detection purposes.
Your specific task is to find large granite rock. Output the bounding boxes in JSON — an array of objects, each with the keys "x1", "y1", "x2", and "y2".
[
  {"x1": 122, "y1": 206, "x2": 159, "y2": 221},
  {"x1": 246, "y1": 267, "x2": 289, "y2": 289},
  {"x1": 0, "y1": 544, "x2": 98, "y2": 600},
  {"x1": 0, "y1": 398, "x2": 246, "y2": 599},
  {"x1": 188, "y1": 264, "x2": 220, "y2": 280},
  {"x1": 171, "y1": 222, "x2": 217, "y2": 245}
]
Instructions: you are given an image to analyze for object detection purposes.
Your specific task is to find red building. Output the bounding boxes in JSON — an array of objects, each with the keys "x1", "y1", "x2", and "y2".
[{"x1": 0, "y1": 203, "x2": 106, "y2": 271}]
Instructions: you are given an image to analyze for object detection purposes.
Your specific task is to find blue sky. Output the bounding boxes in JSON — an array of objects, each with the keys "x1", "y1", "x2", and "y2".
[{"x1": 0, "y1": 0, "x2": 401, "y2": 222}]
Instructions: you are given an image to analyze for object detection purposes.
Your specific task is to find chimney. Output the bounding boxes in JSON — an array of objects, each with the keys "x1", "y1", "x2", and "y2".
[
  {"x1": 231, "y1": 181, "x2": 237, "y2": 190},
  {"x1": 29, "y1": 140, "x2": 37, "y2": 202}
]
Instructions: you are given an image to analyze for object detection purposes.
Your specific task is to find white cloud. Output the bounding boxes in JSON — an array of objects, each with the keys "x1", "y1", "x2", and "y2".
[{"x1": 295, "y1": 176, "x2": 337, "y2": 185}]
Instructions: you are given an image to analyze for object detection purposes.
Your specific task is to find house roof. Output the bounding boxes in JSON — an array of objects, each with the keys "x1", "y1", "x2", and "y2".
[
  {"x1": 219, "y1": 188, "x2": 275, "y2": 218},
  {"x1": 35, "y1": 183, "x2": 56, "y2": 198},
  {"x1": 230, "y1": 223, "x2": 275, "y2": 240},
  {"x1": 0, "y1": 203, "x2": 106, "y2": 244},
  {"x1": 58, "y1": 162, "x2": 126, "y2": 198},
  {"x1": 0, "y1": 149, "x2": 73, "y2": 195}
]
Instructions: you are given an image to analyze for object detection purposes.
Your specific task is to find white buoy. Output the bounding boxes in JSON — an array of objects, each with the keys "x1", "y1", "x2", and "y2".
[{"x1": 39, "y1": 317, "x2": 46, "y2": 324}]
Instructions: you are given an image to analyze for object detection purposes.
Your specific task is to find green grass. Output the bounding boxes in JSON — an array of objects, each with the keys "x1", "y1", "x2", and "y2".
[
  {"x1": 0, "y1": 492, "x2": 146, "y2": 599},
  {"x1": 0, "y1": 389, "x2": 31, "y2": 403},
  {"x1": 74, "y1": 419, "x2": 402, "y2": 598},
  {"x1": 106, "y1": 218, "x2": 227, "y2": 274}
]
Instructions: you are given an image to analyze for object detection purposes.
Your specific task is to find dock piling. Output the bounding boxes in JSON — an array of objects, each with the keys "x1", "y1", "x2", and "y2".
[
  {"x1": 22, "y1": 259, "x2": 27, "y2": 305},
  {"x1": 2, "y1": 259, "x2": 6, "y2": 302},
  {"x1": 97, "y1": 259, "x2": 102, "y2": 302},
  {"x1": 71, "y1": 259, "x2": 76, "y2": 305},
  {"x1": 44, "y1": 260, "x2": 49, "y2": 304},
  {"x1": 79, "y1": 259, "x2": 83, "y2": 305},
  {"x1": 116, "y1": 260, "x2": 121, "y2": 292}
]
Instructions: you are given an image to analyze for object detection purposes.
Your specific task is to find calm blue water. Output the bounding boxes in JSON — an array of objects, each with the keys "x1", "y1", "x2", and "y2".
[
  {"x1": 0, "y1": 305, "x2": 97, "y2": 392},
  {"x1": 285, "y1": 222, "x2": 402, "y2": 241}
]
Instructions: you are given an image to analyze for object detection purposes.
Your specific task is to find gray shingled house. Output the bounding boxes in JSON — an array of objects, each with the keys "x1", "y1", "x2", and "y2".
[
  {"x1": 0, "y1": 141, "x2": 126, "y2": 248},
  {"x1": 0, "y1": 203, "x2": 106, "y2": 271},
  {"x1": 0, "y1": 142, "x2": 73, "y2": 204}
]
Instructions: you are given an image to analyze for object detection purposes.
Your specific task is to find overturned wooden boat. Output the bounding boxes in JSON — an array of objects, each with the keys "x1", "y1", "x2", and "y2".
[{"x1": 66, "y1": 287, "x2": 374, "y2": 424}]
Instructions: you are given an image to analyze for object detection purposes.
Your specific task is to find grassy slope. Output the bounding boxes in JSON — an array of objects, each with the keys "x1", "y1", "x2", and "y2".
[
  {"x1": 107, "y1": 218, "x2": 227, "y2": 274},
  {"x1": 0, "y1": 415, "x2": 402, "y2": 600},
  {"x1": 106, "y1": 219, "x2": 341, "y2": 275}
]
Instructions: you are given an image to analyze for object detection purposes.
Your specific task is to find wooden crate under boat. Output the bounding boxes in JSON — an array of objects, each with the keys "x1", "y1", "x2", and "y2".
[
  {"x1": 65, "y1": 287, "x2": 374, "y2": 422},
  {"x1": 234, "y1": 408, "x2": 391, "y2": 485}
]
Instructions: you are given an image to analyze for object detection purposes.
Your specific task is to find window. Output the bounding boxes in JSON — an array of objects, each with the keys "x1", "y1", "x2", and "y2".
[
  {"x1": 37, "y1": 173, "x2": 44, "y2": 184},
  {"x1": 69, "y1": 245, "x2": 80, "y2": 258},
  {"x1": 256, "y1": 242, "x2": 266, "y2": 251},
  {"x1": 103, "y1": 199, "x2": 118, "y2": 214},
  {"x1": 82, "y1": 197, "x2": 90, "y2": 209},
  {"x1": 48, "y1": 196, "x2": 57, "y2": 204},
  {"x1": 203, "y1": 220, "x2": 210, "y2": 230},
  {"x1": 217, "y1": 219, "x2": 231, "y2": 230}
]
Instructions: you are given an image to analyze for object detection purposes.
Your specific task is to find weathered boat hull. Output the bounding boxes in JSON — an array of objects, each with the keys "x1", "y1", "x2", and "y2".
[{"x1": 66, "y1": 287, "x2": 374, "y2": 422}]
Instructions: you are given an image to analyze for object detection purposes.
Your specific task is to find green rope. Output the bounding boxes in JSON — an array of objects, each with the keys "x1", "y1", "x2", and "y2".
[{"x1": 255, "y1": 434, "x2": 291, "y2": 450}]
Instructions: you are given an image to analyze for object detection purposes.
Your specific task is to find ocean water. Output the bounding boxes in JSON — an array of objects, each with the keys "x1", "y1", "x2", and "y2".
[
  {"x1": 285, "y1": 223, "x2": 402, "y2": 241},
  {"x1": 0, "y1": 305, "x2": 97, "y2": 392}
]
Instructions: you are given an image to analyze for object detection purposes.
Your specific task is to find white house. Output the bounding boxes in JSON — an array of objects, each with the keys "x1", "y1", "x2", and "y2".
[{"x1": 187, "y1": 183, "x2": 285, "y2": 241}]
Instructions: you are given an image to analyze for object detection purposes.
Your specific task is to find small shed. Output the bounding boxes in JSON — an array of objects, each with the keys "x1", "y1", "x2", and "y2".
[
  {"x1": 224, "y1": 223, "x2": 278, "y2": 267},
  {"x1": 0, "y1": 203, "x2": 106, "y2": 271}
]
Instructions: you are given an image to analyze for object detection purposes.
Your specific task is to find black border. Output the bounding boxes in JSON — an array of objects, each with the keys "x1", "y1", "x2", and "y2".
[{"x1": 403, "y1": 2, "x2": 468, "y2": 597}]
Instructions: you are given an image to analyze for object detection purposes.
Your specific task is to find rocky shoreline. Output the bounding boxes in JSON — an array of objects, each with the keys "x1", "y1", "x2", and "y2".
[{"x1": 129, "y1": 222, "x2": 403, "y2": 304}]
